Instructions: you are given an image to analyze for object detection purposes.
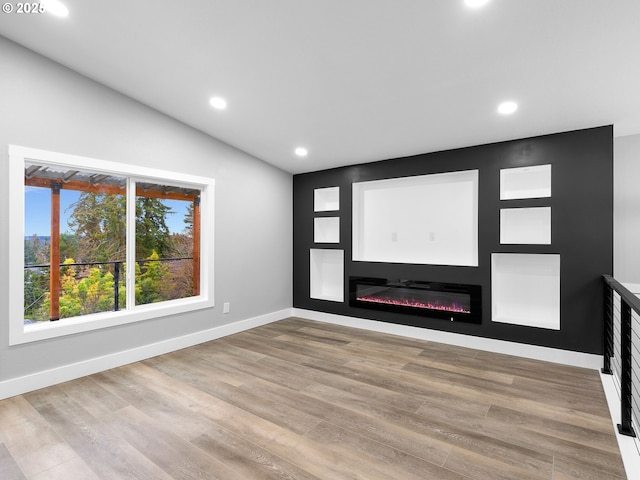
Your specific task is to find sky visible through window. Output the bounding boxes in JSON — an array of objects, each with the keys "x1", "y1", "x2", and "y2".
[{"x1": 24, "y1": 187, "x2": 190, "y2": 236}]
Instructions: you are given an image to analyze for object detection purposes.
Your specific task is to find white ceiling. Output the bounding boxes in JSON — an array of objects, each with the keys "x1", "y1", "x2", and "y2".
[{"x1": 2, "y1": 0, "x2": 640, "y2": 174}]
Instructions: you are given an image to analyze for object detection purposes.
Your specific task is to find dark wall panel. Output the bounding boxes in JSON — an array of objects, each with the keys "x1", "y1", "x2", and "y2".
[{"x1": 293, "y1": 126, "x2": 613, "y2": 354}]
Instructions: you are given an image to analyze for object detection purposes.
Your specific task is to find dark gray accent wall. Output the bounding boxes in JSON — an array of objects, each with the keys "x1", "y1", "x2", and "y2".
[{"x1": 293, "y1": 126, "x2": 613, "y2": 354}]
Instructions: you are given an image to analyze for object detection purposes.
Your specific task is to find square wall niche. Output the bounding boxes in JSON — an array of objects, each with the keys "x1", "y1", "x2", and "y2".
[
  {"x1": 314, "y1": 217, "x2": 340, "y2": 243},
  {"x1": 500, "y1": 164, "x2": 551, "y2": 200},
  {"x1": 314, "y1": 186, "x2": 340, "y2": 212},
  {"x1": 310, "y1": 249, "x2": 344, "y2": 302},
  {"x1": 500, "y1": 207, "x2": 551, "y2": 245},
  {"x1": 491, "y1": 253, "x2": 560, "y2": 330}
]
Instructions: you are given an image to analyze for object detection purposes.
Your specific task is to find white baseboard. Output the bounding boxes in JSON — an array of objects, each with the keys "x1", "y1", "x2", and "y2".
[
  {"x1": 292, "y1": 308, "x2": 603, "y2": 370},
  {"x1": 0, "y1": 307, "x2": 604, "y2": 401},
  {"x1": 0, "y1": 309, "x2": 290, "y2": 401},
  {"x1": 600, "y1": 372, "x2": 640, "y2": 479}
]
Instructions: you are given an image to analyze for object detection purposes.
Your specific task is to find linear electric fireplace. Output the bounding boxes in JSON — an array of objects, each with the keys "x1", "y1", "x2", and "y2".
[{"x1": 349, "y1": 277, "x2": 481, "y2": 324}]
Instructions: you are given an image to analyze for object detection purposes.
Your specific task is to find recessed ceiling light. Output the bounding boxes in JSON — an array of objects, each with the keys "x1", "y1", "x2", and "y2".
[
  {"x1": 498, "y1": 101, "x2": 518, "y2": 115},
  {"x1": 294, "y1": 147, "x2": 308, "y2": 157},
  {"x1": 42, "y1": 0, "x2": 69, "y2": 17},
  {"x1": 465, "y1": 0, "x2": 489, "y2": 8},
  {"x1": 209, "y1": 97, "x2": 227, "y2": 110}
]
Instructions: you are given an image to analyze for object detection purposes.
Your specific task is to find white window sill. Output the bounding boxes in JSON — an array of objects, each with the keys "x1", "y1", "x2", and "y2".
[{"x1": 12, "y1": 296, "x2": 214, "y2": 345}]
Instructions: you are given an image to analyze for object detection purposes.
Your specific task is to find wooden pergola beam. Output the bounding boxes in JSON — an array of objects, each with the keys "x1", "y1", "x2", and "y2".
[
  {"x1": 25, "y1": 177, "x2": 198, "y2": 201},
  {"x1": 26, "y1": 177, "x2": 124, "y2": 195},
  {"x1": 135, "y1": 187, "x2": 198, "y2": 202},
  {"x1": 193, "y1": 196, "x2": 201, "y2": 296},
  {"x1": 49, "y1": 183, "x2": 61, "y2": 320}
]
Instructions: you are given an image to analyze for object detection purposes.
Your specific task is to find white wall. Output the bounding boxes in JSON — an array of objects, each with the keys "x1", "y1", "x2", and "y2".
[
  {"x1": 614, "y1": 133, "x2": 640, "y2": 283},
  {"x1": 0, "y1": 37, "x2": 292, "y2": 385}
]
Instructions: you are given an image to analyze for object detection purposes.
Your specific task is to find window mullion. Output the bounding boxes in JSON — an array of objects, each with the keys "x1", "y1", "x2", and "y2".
[{"x1": 126, "y1": 177, "x2": 136, "y2": 310}]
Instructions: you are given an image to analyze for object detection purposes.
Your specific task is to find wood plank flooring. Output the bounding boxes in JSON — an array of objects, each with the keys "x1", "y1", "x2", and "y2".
[{"x1": 0, "y1": 317, "x2": 626, "y2": 479}]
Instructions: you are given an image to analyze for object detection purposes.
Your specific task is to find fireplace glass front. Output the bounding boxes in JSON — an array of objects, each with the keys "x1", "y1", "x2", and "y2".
[{"x1": 349, "y1": 277, "x2": 481, "y2": 323}]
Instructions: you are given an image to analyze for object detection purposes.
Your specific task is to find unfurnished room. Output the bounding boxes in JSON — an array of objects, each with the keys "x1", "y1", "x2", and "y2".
[{"x1": 1, "y1": 1, "x2": 640, "y2": 479}]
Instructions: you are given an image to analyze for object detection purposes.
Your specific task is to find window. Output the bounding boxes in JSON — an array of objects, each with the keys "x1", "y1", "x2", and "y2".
[{"x1": 10, "y1": 145, "x2": 214, "y2": 345}]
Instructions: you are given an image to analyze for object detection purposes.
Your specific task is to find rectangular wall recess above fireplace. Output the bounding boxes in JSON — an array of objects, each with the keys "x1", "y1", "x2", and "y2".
[{"x1": 349, "y1": 277, "x2": 481, "y2": 324}]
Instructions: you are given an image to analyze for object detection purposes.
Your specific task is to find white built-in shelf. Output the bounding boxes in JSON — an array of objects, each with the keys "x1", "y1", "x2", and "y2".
[
  {"x1": 500, "y1": 207, "x2": 551, "y2": 245},
  {"x1": 500, "y1": 164, "x2": 551, "y2": 200},
  {"x1": 310, "y1": 249, "x2": 344, "y2": 302},
  {"x1": 314, "y1": 186, "x2": 340, "y2": 212},
  {"x1": 314, "y1": 217, "x2": 340, "y2": 243},
  {"x1": 491, "y1": 253, "x2": 560, "y2": 330},
  {"x1": 352, "y1": 170, "x2": 479, "y2": 266}
]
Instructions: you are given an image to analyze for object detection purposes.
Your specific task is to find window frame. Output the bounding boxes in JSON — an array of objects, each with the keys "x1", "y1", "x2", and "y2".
[{"x1": 9, "y1": 145, "x2": 215, "y2": 345}]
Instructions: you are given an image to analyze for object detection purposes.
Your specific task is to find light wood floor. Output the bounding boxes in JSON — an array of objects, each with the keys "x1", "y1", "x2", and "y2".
[{"x1": 0, "y1": 317, "x2": 626, "y2": 479}]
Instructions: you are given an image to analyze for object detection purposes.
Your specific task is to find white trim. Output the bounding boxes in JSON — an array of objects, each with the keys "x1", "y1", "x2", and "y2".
[
  {"x1": 0, "y1": 309, "x2": 290, "y2": 401},
  {"x1": 10, "y1": 144, "x2": 207, "y2": 187},
  {"x1": 16, "y1": 298, "x2": 216, "y2": 344},
  {"x1": 601, "y1": 371, "x2": 640, "y2": 480},
  {"x1": 9, "y1": 144, "x2": 215, "y2": 345},
  {"x1": 126, "y1": 176, "x2": 136, "y2": 310},
  {"x1": 292, "y1": 308, "x2": 602, "y2": 369}
]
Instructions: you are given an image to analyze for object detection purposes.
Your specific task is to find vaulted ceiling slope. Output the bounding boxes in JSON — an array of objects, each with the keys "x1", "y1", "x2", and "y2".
[{"x1": 1, "y1": 0, "x2": 639, "y2": 174}]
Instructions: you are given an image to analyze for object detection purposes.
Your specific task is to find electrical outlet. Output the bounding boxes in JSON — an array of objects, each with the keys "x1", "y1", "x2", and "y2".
[{"x1": 223, "y1": 302, "x2": 230, "y2": 314}]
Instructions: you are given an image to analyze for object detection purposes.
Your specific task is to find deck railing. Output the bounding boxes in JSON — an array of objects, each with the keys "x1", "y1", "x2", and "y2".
[
  {"x1": 24, "y1": 257, "x2": 193, "y2": 320},
  {"x1": 602, "y1": 275, "x2": 640, "y2": 447}
]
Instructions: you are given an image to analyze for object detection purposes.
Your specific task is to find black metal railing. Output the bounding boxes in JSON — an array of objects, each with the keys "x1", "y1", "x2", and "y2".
[
  {"x1": 24, "y1": 256, "x2": 193, "y2": 321},
  {"x1": 602, "y1": 275, "x2": 640, "y2": 438}
]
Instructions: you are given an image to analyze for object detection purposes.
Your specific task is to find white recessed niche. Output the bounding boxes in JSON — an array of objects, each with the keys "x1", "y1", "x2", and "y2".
[
  {"x1": 314, "y1": 186, "x2": 340, "y2": 212},
  {"x1": 500, "y1": 164, "x2": 551, "y2": 200},
  {"x1": 352, "y1": 170, "x2": 478, "y2": 266},
  {"x1": 500, "y1": 207, "x2": 551, "y2": 245},
  {"x1": 314, "y1": 217, "x2": 340, "y2": 243},
  {"x1": 491, "y1": 253, "x2": 560, "y2": 330},
  {"x1": 310, "y1": 249, "x2": 344, "y2": 302}
]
